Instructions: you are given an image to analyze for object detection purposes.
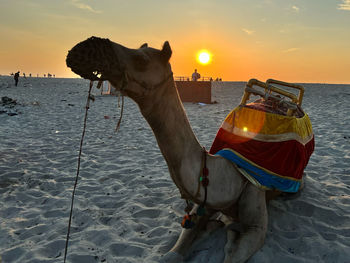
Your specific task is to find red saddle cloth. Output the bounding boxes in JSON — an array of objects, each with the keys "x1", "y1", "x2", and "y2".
[{"x1": 209, "y1": 104, "x2": 315, "y2": 192}]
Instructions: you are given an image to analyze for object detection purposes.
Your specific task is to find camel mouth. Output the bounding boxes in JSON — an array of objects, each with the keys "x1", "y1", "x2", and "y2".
[{"x1": 66, "y1": 36, "x2": 121, "y2": 81}]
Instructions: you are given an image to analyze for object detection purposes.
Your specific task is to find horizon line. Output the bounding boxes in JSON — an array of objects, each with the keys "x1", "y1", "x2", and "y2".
[{"x1": 1, "y1": 74, "x2": 349, "y2": 85}]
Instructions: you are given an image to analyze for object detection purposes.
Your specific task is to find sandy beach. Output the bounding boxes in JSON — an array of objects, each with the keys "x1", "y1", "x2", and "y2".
[{"x1": 0, "y1": 76, "x2": 349, "y2": 263}]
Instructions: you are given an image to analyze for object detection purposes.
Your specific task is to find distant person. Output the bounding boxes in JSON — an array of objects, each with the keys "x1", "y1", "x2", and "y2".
[
  {"x1": 192, "y1": 69, "x2": 201, "y2": 81},
  {"x1": 23, "y1": 73, "x2": 26, "y2": 78},
  {"x1": 14, "y1": 71, "x2": 20, "y2": 86}
]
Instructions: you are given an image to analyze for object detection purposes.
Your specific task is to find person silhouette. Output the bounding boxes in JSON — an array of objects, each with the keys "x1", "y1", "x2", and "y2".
[
  {"x1": 14, "y1": 71, "x2": 20, "y2": 86},
  {"x1": 191, "y1": 69, "x2": 201, "y2": 81}
]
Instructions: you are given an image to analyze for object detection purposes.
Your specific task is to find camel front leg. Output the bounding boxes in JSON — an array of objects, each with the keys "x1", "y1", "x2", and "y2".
[
  {"x1": 161, "y1": 204, "x2": 216, "y2": 262},
  {"x1": 224, "y1": 184, "x2": 268, "y2": 263}
]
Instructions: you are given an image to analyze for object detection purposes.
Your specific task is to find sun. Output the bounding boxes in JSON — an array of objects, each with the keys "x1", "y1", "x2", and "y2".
[{"x1": 197, "y1": 50, "x2": 211, "y2": 65}]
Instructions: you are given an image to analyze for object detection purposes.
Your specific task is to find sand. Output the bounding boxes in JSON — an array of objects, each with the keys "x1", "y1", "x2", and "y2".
[{"x1": 0, "y1": 76, "x2": 349, "y2": 263}]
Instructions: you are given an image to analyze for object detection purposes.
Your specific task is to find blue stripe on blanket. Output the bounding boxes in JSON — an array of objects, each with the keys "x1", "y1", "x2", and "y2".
[{"x1": 216, "y1": 149, "x2": 301, "y2": 193}]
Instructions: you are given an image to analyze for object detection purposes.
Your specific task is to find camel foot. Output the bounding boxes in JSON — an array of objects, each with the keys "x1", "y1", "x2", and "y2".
[{"x1": 160, "y1": 251, "x2": 184, "y2": 263}]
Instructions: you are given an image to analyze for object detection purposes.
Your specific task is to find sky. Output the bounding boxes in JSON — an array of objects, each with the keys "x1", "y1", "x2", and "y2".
[{"x1": 1, "y1": 0, "x2": 350, "y2": 83}]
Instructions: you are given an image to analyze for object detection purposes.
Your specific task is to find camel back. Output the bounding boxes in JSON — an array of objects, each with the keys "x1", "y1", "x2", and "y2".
[{"x1": 209, "y1": 79, "x2": 315, "y2": 193}]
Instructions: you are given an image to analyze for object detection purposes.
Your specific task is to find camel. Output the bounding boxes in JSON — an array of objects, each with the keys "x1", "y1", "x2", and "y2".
[{"x1": 66, "y1": 37, "x2": 291, "y2": 263}]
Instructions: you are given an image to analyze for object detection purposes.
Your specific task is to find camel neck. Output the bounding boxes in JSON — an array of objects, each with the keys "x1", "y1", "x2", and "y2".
[{"x1": 138, "y1": 79, "x2": 203, "y2": 197}]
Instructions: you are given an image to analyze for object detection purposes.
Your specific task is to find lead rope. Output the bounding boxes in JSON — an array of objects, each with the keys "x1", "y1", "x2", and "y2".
[
  {"x1": 63, "y1": 70, "x2": 170, "y2": 258},
  {"x1": 115, "y1": 71, "x2": 128, "y2": 132},
  {"x1": 181, "y1": 147, "x2": 209, "y2": 228},
  {"x1": 198, "y1": 147, "x2": 209, "y2": 215},
  {"x1": 63, "y1": 80, "x2": 95, "y2": 263},
  {"x1": 115, "y1": 94, "x2": 124, "y2": 132}
]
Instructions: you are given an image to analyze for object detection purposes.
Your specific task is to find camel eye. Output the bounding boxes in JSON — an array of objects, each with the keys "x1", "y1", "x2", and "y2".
[{"x1": 132, "y1": 54, "x2": 149, "y2": 72}]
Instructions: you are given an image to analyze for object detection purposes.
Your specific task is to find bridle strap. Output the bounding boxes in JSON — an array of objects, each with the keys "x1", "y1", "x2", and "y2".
[{"x1": 125, "y1": 71, "x2": 174, "y2": 92}]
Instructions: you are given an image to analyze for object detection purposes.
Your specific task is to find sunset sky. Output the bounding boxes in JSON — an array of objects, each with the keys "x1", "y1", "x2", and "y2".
[{"x1": 1, "y1": 0, "x2": 350, "y2": 83}]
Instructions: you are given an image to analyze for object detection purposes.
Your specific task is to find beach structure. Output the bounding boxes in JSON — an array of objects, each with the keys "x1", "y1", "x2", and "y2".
[
  {"x1": 66, "y1": 36, "x2": 314, "y2": 263},
  {"x1": 99, "y1": 76, "x2": 212, "y2": 103},
  {"x1": 175, "y1": 79, "x2": 212, "y2": 104}
]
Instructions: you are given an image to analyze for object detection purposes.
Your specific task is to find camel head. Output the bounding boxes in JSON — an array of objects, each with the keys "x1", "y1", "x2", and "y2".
[{"x1": 66, "y1": 36, "x2": 173, "y2": 100}]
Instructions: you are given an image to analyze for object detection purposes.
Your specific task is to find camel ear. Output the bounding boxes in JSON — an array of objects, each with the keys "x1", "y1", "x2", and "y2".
[
  {"x1": 161, "y1": 41, "x2": 172, "y2": 63},
  {"x1": 140, "y1": 43, "x2": 148, "y2": 48}
]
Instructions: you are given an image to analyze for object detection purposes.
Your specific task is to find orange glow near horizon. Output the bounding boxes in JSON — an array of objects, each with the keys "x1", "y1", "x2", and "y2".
[{"x1": 1, "y1": 1, "x2": 350, "y2": 84}]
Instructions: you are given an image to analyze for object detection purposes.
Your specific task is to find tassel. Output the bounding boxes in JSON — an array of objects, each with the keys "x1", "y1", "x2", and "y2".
[{"x1": 181, "y1": 214, "x2": 195, "y2": 229}]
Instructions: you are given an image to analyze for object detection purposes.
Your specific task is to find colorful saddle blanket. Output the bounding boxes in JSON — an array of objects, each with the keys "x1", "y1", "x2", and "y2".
[{"x1": 209, "y1": 105, "x2": 315, "y2": 193}]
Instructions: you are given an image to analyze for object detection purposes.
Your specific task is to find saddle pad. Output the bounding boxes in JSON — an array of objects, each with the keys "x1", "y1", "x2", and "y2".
[{"x1": 209, "y1": 106, "x2": 314, "y2": 193}]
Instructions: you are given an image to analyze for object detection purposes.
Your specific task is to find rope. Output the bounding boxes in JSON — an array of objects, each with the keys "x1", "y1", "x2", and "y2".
[
  {"x1": 62, "y1": 68, "x2": 171, "y2": 256},
  {"x1": 63, "y1": 81, "x2": 94, "y2": 263},
  {"x1": 195, "y1": 149, "x2": 205, "y2": 198},
  {"x1": 201, "y1": 147, "x2": 209, "y2": 207},
  {"x1": 115, "y1": 94, "x2": 124, "y2": 132},
  {"x1": 182, "y1": 148, "x2": 208, "y2": 227}
]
